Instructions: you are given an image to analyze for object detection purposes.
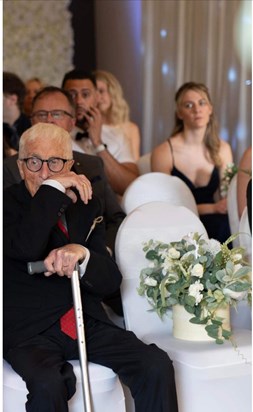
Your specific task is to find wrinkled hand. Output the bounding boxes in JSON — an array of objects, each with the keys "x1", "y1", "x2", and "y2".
[
  {"x1": 43, "y1": 244, "x2": 86, "y2": 278},
  {"x1": 49, "y1": 171, "x2": 92, "y2": 204},
  {"x1": 214, "y1": 197, "x2": 228, "y2": 214}
]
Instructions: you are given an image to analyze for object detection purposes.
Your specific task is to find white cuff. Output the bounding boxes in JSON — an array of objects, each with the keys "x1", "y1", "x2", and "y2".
[
  {"x1": 79, "y1": 247, "x2": 90, "y2": 278},
  {"x1": 42, "y1": 179, "x2": 65, "y2": 193}
]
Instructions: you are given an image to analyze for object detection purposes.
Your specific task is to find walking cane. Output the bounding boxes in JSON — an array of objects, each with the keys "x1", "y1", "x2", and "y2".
[
  {"x1": 71, "y1": 262, "x2": 92, "y2": 412},
  {"x1": 27, "y1": 215, "x2": 104, "y2": 411},
  {"x1": 27, "y1": 261, "x2": 93, "y2": 412}
]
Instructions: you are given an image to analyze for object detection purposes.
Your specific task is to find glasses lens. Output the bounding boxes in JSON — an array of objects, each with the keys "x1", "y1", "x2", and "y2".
[
  {"x1": 48, "y1": 158, "x2": 65, "y2": 172},
  {"x1": 51, "y1": 110, "x2": 64, "y2": 120},
  {"x1": 26, "y1": 157, "x2": 43, "y2": 172},
  {"x1": 34, "y1": 111, "x2": 48, "y2": 121}
]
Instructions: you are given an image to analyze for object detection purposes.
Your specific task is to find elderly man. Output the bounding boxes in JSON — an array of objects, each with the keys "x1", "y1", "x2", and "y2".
[
  {"x1": 3, "y1": 86, "x2": 125, "y2": 256},
  {"x1": 3, "y1": 123, "x2": 178, "y2": 412}
]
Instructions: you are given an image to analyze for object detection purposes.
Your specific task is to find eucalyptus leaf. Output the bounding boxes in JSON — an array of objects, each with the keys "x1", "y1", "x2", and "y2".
[
  {"x1": 233, "y1": 266, "x2": 252, "y2": 278},
  {"x1": 222, "y1": 329, "x2": 232, "y2": 339},
  {"x1": 190, "y1": 317, "x2": 207, "y2": 325}
]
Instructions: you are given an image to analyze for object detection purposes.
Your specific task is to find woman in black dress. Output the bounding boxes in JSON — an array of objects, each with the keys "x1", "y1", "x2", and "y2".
[{"x1": 151, "y1": 82, "x2": 233, "y2": 243}]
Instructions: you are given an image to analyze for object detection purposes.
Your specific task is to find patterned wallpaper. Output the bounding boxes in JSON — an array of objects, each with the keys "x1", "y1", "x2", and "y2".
[{"x1": 3, "y1": 0, "x2": 74, "y2": 86}]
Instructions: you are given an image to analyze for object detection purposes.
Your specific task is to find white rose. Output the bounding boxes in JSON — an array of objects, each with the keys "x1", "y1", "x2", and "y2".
[
  {"x1": 144, "y1": 278, "x2": 157, "y2": 287},
  {"x1": 189, "y1": 280, "x2": 204, "y2": 305},
  {"x1": 168, "y1": 247, "x2": 180, "y2": 259},
  {"x1": 191, "y1": 263, "x2": 204, "y2": 278},
  {"x1": 223, "y1": 288, "x2": 248, "y2": 301}
]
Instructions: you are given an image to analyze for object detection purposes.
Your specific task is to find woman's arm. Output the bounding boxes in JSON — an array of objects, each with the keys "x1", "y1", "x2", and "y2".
[
  {"x1": 237, "y1": 147, "x2": 252, "y2": 218},
  {"x1": 151, "y1": 141, "x2": 173, "y2": 173},
  {"x1": 121, "y1": 121, "x2": 141, "y2": 162},
  {"x1": 218, "y1": 140, "x2": 234, "y2": 180},
  {"x1": 197, "y1": 141, "x2": 233, "y2": 216}
]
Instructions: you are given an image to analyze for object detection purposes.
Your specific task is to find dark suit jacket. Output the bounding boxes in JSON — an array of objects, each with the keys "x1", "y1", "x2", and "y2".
[
  {"x1": 3, "y1": 152, "x2": 126, "y2": 253},
  {"x1": 3, "y1": 182, "x2": 122, "y2": 356}
]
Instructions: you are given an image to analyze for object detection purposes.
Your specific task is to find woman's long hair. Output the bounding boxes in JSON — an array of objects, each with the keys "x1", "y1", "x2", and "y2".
[
  {"x1": 171, "y1": 82, "x2": 221, "y2": 166},
  {"x1": 94, "y1": 70, "x2": 130, "y2": 125}
]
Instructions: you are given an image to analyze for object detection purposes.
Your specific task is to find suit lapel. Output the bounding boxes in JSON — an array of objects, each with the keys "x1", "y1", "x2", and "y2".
[{"x1": 65, "y1": 198, "x2": 97, "y2": 245}]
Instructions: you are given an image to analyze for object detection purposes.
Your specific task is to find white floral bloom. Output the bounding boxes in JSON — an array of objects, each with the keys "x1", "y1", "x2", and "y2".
[
  {"x1": 223, "y1": 288, "x2": 248, "y2": 301},
  {"x1": 162, "y1": 256, "x2": 174, "y2": 273},
  {"x1": 168, "y1": 247, "x2": 180, "y2": 259},
  {"x1": 204, "y1": 238, "x2": 221, "y2": 256},
  {"x1": 148, "y1": 261, "x2": 156, "y2": 268},
  {"x1": 191, "y1": 263, "x2": 204, "y2": 278},
  {"x1": 189, "y1": 280, "x2": 204, "y2": 305},
  {"x1": 158, "y1": 247, "x2": 170, "y2": 260},
  {"x1": 144, "y1": 278, "x2": 157, "y2": 287},
  {"x1": 233, "y1": 254, "x2": 242, "y2": 263}
]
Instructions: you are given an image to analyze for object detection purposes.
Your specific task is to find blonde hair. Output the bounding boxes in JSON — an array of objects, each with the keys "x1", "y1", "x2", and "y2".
[
  {"x1": 19, "y1": 123, "x2": 73, "y2": 159},
  {"x1": 94, "y1": 70, "x2": 130, "y2": 124},
  {"x1": 171, "y1": 82, "x2": 221, "y2": 166}
]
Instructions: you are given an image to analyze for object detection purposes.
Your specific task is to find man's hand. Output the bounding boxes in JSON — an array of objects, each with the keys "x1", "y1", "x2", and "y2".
[
  {"x1": 43, "y1": 244, "x2": 86, "y2": 278},
  {"x1": 80, "y1": 106, "x2": 103, "y2": 147},
  {"x1": 49, "y1": 171, "x2": 92, "y2": 204}
]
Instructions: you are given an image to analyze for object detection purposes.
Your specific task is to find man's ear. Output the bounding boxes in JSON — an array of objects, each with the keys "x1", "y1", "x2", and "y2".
[
  {"x1": 17, "y1": 160, "x2": 25, "y2": 180},
  {"x1": 9, "y1": 94, "x2": 19, "y2": 107}
]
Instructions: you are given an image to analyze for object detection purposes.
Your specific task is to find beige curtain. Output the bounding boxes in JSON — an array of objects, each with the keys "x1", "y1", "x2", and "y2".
[{"x1": 141, "y1": 0, "x2": 252, "y2": 164}]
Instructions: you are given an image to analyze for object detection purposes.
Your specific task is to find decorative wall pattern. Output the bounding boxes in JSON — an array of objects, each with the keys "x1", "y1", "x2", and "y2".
[{"x1": 3, "y1": 0, "x2": 74, "y2": 86}]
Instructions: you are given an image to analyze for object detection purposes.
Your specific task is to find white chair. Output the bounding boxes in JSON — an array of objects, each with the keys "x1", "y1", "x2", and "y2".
[
  {"x1": 121, "y1": 172, "x2": 198, "y2": 216},
  {"x1": 227, "y1": 174, "x2": 240, "y2": 246},
  {"x1": 137, "y1": 152, "x2": 151, "y2": 175},
  {"x1": 3, "y1": 359, "x2": 126, "y2": 412},
  {"x1": 115, "y1": 201, "x2": 252, "y2": 412}
]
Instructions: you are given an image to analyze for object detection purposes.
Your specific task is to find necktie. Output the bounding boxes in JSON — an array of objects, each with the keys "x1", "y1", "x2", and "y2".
[
  {"x1": 60, "y1": 307, "x2": 77, "y2": 340},
  {"x1": 57, "y1": 217, "x2": 77, "y2": 340}
]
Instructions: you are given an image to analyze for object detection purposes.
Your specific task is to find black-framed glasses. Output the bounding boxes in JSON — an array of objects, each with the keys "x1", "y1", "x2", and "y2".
[
  {"x1": 31, "y1": 110, "x2": 74, "y2": 121},
  {"x1": 20, "y1": 157, "x2": 73, "y2": 172}
]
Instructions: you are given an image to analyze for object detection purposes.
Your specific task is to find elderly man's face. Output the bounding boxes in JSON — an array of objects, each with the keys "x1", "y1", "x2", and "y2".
[
  {"x1": 31, "y1": 92, "x2": 76, "y2": 132},
  {"x1": 18, "y1": 134, "x2": 74, "y2": 197}
]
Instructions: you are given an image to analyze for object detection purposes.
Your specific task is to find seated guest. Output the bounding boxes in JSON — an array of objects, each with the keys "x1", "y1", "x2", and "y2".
[
  {"x1": 3, "y1": 86, "x2": 125, "y2": 257},
  {"x1": 94, "y1": 69, "x2": 141, "y2": 161},
  {"x1": 3, "y1": 71, "x2": 31, "y2": 151},
  {"x1": 62, "y1": 70, "x2": 139, "y2": 196},
  {"x1": 23, "y1": 77, "x2": 45, "y2": 117},
  {"x1": 237, "y1": 146, "x2": 252, "y2": 218},
  {"x1": 151, "y1": 81, "x2": 233, "y2": 243},
  {"x1": 3, "y1": 123, "x2": 178, "y2": 412},
  {"x1": 3, "y1": 134, "x2": 17, "y2": 158}
]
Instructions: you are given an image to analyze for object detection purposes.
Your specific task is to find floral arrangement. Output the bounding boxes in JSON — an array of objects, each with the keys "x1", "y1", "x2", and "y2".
[
  {"x1": 220, "y1": 161, "x2": 252, "y2": 198},
  {"x1": 138, "y1": 233, "x2": 251, "y2": 344},
  {"x1": 220, "y1": 162, "x2": 238, "y2": 198}
]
